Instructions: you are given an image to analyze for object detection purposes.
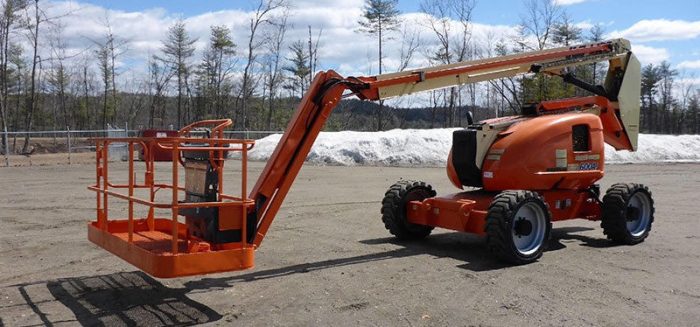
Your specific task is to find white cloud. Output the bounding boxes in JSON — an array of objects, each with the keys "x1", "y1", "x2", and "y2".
[
  {"x1": 677, "y1": 77, "x2": 700, "y2": 87},
  {"x1": 552, "y1": 0, "x2": 588, "y2": 5},
  {"x1": 677, "y1": 60, "x2": 700, "y2": 70},
  {"x1": 42, "y1": 0, "x2": 522, "y2": 82},
  {"x1": 632, "y1": 44, "x2": 670, "y2": 65},
  {"x1": 609, "y1": 19, "x2": 700, "y2": 42},
  {"x1": 36, "y1": 0, "x2": 691, "y2": 100},
  {"x1": 575, "y1": 20, "x2": 594, "y2": 30}
]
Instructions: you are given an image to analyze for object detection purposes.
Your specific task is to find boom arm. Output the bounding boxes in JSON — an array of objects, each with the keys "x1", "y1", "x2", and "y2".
[{"x1": 248, "y1": 38, "x2": 640, "y2": 247}]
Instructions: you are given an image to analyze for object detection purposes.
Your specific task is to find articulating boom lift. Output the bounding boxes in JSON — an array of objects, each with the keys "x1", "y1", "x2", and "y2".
[{"x1": 88, "y1": 38, "x2": 653, "y2": 277}]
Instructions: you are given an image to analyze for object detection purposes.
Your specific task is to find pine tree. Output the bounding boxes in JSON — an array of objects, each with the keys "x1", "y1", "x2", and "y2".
[
  {"x1": 587, "y1": 23, "x2": 605, "y2": 84},
  {"x1": 688, "y1": 93, "x2": 700, "y2": 134},
  {"x1": 198, "y1": 25, "x2": 236, "y2": 119},
  {"x1": 160, "y1": 20, "x2": 197, "y2": 127},
  {"x1": 357, "y1": 0, "x2": 401, "y2": 130},
  {"x1": 641, "y1": 64, "x2": 661, "y2": 133},
  {"x1": 551, "y1": 13, "x2": 581, "y2": 46},
  {"x1": 283, "y1": 40, "x2": 310, "y2": 98}
]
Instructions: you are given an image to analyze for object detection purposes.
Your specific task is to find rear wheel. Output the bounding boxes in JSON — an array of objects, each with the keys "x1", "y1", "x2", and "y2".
[
  {"x1": 381, "y1": 180, "x2": 435, "y2": 240},
  {"x1": 601, "y1": 183, "x2": 654, "y2": 244},
  {"x1": 485, "y1": 190, "x2": 552, "y2": 264}
]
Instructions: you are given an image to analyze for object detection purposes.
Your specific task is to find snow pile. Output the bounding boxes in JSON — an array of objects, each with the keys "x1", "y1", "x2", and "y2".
[
  {"x1": 248, "y1": 129, "x2": 458, "y2": 166},
  {"x1": 246, "y1": 129, "x2": 700, "y2": 166},
  {"x1": 606, "y1": 134, "x2": 700, "y2": 163}
]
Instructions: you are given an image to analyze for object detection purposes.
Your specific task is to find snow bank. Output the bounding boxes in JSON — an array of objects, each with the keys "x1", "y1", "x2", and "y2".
[
  {"x1": 247, "y1": 129, "x2": 458, "y2": 166},
  {"x1": 245, "y1": 129, "x2": 700, "y2": 167},
  {"x1": 606, "y1": 134, "x2": 700, "y2": 163}
]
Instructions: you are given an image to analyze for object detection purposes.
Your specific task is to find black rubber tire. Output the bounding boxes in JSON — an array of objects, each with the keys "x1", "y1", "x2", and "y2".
[
  {"x1": 381, "y1": 180, "x2": 436, "y2": 240},
  {"x1": 601, "y1": 183, "x2": 654, "y2": 245},
  {"x1": 485, "y1": 190, "x2": 552, "y2": 265}
]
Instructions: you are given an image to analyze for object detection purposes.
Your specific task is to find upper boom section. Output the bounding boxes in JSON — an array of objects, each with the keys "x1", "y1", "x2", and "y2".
[
  {"x1": 354, "y1": 38, "x2": 632, "y2": 100},
  {"x1": 349, "y1": 38, "x2": 640, "y2": 150}
]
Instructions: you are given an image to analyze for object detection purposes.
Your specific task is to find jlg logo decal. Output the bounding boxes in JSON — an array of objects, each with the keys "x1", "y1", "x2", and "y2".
[{"x1": 579, "y1": 162, "x2": 598, "y2": 170}]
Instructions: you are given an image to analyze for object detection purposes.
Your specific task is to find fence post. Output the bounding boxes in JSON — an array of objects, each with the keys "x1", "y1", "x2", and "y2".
[
  {"x1": 67, "y1": 126, "x2": 72, "y2": 165},
  {"x1": 3, "y1": 127, "x2": 8, "y2": 167}
]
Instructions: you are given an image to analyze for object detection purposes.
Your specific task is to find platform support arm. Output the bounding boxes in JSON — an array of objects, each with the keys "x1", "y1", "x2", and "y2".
[{"x1": 248, "y1": 71, "x2": 348, "y2": 247}]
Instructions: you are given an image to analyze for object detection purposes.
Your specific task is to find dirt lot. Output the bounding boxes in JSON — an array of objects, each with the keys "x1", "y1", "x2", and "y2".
[{"x1": 1, "y1": 161, "x2": 699, "y2": 326}]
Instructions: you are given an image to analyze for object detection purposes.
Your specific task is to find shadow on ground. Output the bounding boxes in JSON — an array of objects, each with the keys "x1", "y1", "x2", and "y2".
[
  {"x1": 183, "y1": 232, "x2": 500, "y2": 292},
  {"x1": 185, "y1": 226, "x2": 614, "y2": 291},
  {"x1": 548, "y1": 226, "x2": 615, "y2": 251},
  {"x1": 7, "y1": 271, "x2": 221, "y2": 326},
  {"x1": 3, "y1": 226, "x2": 615, "y2": 325}
]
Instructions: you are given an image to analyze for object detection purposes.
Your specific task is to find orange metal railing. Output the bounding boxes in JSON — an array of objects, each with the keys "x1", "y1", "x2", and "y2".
[{"x1": 89, "y1": 121, "x2": 254, "y2": 256}]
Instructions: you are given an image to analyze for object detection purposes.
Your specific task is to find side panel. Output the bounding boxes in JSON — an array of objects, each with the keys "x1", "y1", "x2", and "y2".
[{"x1": 482, "y1": 113, "x2": 605, "y2": 191}]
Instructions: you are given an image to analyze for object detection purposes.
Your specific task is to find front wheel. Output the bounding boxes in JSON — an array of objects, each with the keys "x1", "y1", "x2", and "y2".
[
  {"x1": 381, "y1": 180, "x2": 435, "y2": 240},
  {"x1": 601, "y1": 183, "x2": 654, "y2": 244},
  {"x1": 485, "y1": 190, "x2": 552, "y2": 264}
]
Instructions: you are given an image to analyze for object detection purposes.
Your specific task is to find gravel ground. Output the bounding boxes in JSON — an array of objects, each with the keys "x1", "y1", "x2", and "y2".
[{"x1": 1, "y1": 161, "x2": 699, "y2": 326}]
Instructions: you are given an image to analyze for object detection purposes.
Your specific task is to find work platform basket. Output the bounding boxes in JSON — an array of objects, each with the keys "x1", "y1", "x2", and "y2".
[{"x1": 87, "y1": 119, "x2": 256, "y2": 278}]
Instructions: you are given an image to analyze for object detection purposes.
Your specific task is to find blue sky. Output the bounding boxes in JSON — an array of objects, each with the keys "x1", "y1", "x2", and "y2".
[
  {"x1": 51, "y1": 0, "x2": 700, "y2": 89},
  {"x1": 77, "y1": 0, "x2": 700, "y2": 22},
  {"x1": 72, "y1": 0, "x2": 700, "y2": 68}
]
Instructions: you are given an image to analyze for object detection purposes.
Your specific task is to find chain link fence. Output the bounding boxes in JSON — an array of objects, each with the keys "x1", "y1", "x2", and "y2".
[{"x1": 1, "y1": 126, "x2": 282, "y2": 167}]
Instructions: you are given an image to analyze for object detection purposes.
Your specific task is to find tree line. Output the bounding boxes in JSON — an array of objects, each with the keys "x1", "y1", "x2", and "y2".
[{"x1": 0, "y1": 0, "x2": 698, "y2": 155}]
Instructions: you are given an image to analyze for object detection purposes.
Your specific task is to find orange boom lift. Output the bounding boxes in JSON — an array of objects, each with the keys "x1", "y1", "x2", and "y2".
[{"x1": 88, "y1": 38, "x2": 654, "y2": 277}]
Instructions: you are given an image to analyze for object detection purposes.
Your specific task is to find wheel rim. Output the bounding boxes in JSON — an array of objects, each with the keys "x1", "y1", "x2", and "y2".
[
  {"x1": 511, "y1": 202, "x2": 547, "y2": 256},
  {"x1": 626, "y1": 191, "x2": 651, "y2": 237}
]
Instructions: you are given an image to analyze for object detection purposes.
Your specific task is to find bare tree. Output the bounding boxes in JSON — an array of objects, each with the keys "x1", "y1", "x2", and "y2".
[
  {"x1": 263, "y1": 11, "x2": 288, "y2": 130},
  {"x1": 20, "y1": 0, "x2": 42, "y2": 153},
  {"x1": 307, "y1": 25, "x2": 321, "y2": 86},
  {"x1": 397, "y1": 22, "x2": 421, "y2": 72},
  {"x1": 77, "y1": 53, "x2": 95, "y2": 129},
  {"x1": 395, "y1": 21, "x2": 422, "y2": 128},
  {"x1": 0, "y1": 0, "x2": 26, "y2": 160},
  {"x1": 518, "y1": 0, "x2": 561, "y2": 50},
  {"x1": 123, "y1": 71, "x2": 148, "y2": 127},
  {"x1": 90, "y1": 16, "x2": 128, "y2": 129},
  {"x1": 687, "y1": 90, "x2": 699, "y2": 134},
  {"x1": 517, "y1": 0, "x2": 562, "y2": 102},
  {"x1": 421, "y1": 0, "x2": 476, "y2": 127},
  {"x1": 147, "y1": 55, "x2": 172, "y2": 128},
  {"x1": 453, "y1": 0, "x2": 476, "y2": 126},
  {"x1": 677, "y1": 71, "x2": 696, "y2": 133},
  {"x1": 657, "y1": 61, "x2": 677, "y2": 132},
  {"x1": 488, "y1": 40, "x2": 522, "y2": 115},
  {"x1": 46, "y1": 20, "x2": 70, "y2": 130},
  {"x1": 238, "y1": 0, "x2": 287, "y2": 130}
]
